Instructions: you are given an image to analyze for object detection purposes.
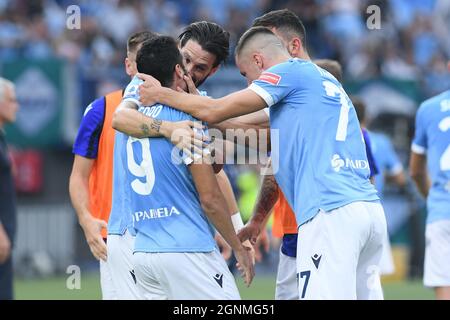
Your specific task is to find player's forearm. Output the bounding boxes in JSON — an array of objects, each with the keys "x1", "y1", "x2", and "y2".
[
  {"x1": 112, "y1": 103, "x2": 171, "y2": 139},
  {"x1": 69, "y1": 173, "x2": 93, "y2": 226},
  {"x1": 411, "y1": 172, "x2": 430, "y2": 198},
  {"x1": 200, "y1": 193, "x2": 243, "y2": 251},
  {"x1": 250, "y1": 174, "x2": 279, "y2": 227},
  {"x1": 157, "y1": 87, "x2": 219, "y2": 122},
  {"x1": 216, "y1": 170, "x2": 240, "y2": 215},
  {"x1": 157, "y1": 87, "x2": 265, "y2": 124}
]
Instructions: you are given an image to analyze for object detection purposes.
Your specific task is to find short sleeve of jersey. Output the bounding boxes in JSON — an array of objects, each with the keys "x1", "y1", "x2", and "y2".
[
  {"x1": 122, "y1": 76, "x2": 143, "y2": 108},
  {"x1": 72, "y1": 96, "x2": 106, "y2": 158},
  {"x1": 363, "y1": 129, "x2": 379, "y2": 177},
  {"x1": 412, "y1": 104, "x2": 427, "y2": 154},
  {"x1": 249, "y1": 62, "x2": 295, "y2": 108}
]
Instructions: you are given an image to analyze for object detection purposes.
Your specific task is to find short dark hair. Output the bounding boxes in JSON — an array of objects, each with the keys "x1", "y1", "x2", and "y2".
[
  {"x1": 127, "y1": 30, "x2": 158, "y2": 54},
  {"x1": 314, "y1": 59, "x2": 343, "y2": 83},
  {"x1": 178, "y1": 21, "x2": 230, "y2": 67},
  {"x1": 252, "y1": 9, "x2": 307, "y2": 48},
  {"x1": 350, "y1": 95, "x2": 366, "y2": 123},
  {"x1": 235, "y1": 26, "x2": 277, "y2": 56},
  {"x1": 136, "y1": 36, "x2": 183, "y2": 88}
]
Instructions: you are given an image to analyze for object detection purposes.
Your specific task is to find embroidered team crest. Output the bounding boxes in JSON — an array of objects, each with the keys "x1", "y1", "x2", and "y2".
[{"x1": 258, "y1": 72, "x2": 281, "y2": 85}]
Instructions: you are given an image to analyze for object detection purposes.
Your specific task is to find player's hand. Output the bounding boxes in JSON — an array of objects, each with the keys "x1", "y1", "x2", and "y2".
[
  {"x1": 80, "y1": 215, "x2": 108, "y2": 261},
  {"x1": 182, "y1": 74, "x2": 198, "y2": 95},
  {"x1": 164, "y1": 120, "x2": 208, "y2": 159},
  {"x1": 215, "y1": 233, "x2": 232, "y2": 260},
  {"x1": 234, "y1": 245, "x2": 255, "y2": 287},
  {"x1": 0, "y1": 223, "x2": 11, "y2": 264},
  {"x1": 242, "y1": 239, "x2": 256, "y2": 265},
  {"x1": 136, "y1": 72, "x2": 161, "y2": 106},
  {"x1": 254, "y1": 228, "x2": 270, "y2": 263},
  {"x1": 237, "y1": 220, "x2": 261, "y2": 246}
]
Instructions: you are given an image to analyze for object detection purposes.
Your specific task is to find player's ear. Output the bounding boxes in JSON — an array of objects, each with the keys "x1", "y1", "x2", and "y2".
[
  {"x1": 174, "y1": 64, "x2": 184, "y2": 80},
  {"x1": 289, "y1": 37, "x2": 302, "y2": 57},
  {"x1": 125, "y1": 57, "x2": 133, "y2": 77},
  {"x1": 253, "y1": 53, "x2": 263, "y2": 69}
]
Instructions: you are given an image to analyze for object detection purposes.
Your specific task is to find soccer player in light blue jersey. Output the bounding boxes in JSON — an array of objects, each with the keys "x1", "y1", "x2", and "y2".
[
  {"x1": 410, "y1": 67, "x2": 450, "y2": 299},
  {"x1": 138, "y1": 27, "x2": 387, "y2": 300},
  {"x1": 111, "y1": 22, "x2": 251, "y2": 265},
  {"x1": 115, "y1": 36, "x2": 254, "y2": 300}
]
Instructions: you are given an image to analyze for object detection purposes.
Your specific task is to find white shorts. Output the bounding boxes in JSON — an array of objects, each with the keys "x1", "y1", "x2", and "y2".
[
  {"x1": 296, "y1": 201, "x2": 386, "y2": 300},
  {"x1": 133, "y1": 249, "x2": 240, "y2": 300},
  {"x1": 379, "y1": 232, "x2": 395, "y2": 275},
  {"x1": 100, "y1": 258, "x2": 118, "y2": 299},
  {"x1": 106, "y1": 231, "x2": 142, "y2": 299},
  {"x1": 424, "y1": 220, "x2": 450, "y2": 288},
  {"x1": 275, "y1": 249, "x2": 298, "y2": 300}
]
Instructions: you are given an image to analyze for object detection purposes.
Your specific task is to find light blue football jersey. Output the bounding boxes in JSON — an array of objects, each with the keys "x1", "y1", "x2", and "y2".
[
  {"x1": 412, "y1": 90, "x2": 450, "y2": 224},
  {"x1": 369, "y1": 131, "x2": 403, "y2": 195},
  {"x1": 249, "y1": 58, "x2": 379, "y2": 227}
]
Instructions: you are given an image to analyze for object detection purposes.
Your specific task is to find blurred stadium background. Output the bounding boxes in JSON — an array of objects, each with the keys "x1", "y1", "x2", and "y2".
[{"x1": 1, "y1": 0, "x2": 449, "y2": 299}]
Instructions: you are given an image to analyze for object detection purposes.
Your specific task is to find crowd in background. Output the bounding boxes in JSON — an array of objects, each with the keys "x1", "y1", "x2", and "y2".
[{"x1": 1, "y1": 0, "x2": 449, "y2": 104}]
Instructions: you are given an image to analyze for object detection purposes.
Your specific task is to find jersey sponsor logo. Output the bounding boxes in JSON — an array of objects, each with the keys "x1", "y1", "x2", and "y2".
[
  {"x1": 311, "y1": 254, "x2": 322, "y2": 269},
  {"x1": 258, "y1": 72, "x2": 281, "y2": 85},
  {"x1": 133, "y1": 206, "x2": 181, "y2": 222},
  {"x1": 331, "y1": 154, "x2": 369, "y2": 172},
  {"x1": 129, "y1": 269, "x2": 137, "y2": 284},
  {"x1": 213, "y1": 273, "x2": 223, "y2": 288}
]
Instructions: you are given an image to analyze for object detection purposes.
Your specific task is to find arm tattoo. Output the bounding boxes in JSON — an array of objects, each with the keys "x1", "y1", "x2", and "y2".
[
  {"x1": 150, "y1": 118, "x2": 162, "y2": 133},
  {"x1": 253, "y1": 174, "x2": 279, "y2": 223},
  {"x1": 140, "y1": 123, "x2": 150, "y2": 136}
]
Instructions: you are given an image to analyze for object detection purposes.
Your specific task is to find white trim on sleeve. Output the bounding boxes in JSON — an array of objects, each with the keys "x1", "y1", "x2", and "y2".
[
  {"x1": 249, "y1": 83, "x2": 274, "y2": 107},
  {"x1": 411, "y1": 143, "x2": 426, "y2": 155},
  {"x1": 263, "y1": 107, "x2": 270, "y2": 117}
]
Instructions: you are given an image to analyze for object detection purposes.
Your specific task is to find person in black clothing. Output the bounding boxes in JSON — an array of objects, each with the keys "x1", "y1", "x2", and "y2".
[{"x1": 0, "y1": 77, "x2": 19, "y2": 300}]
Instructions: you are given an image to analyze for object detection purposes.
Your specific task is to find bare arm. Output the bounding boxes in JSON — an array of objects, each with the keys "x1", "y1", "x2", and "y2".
[
  {"x1": 69, "y1": 155, "x2": 107, "y2": 261},
  {"x1": 409, "y1": 152, "x2": 430, "y2": 198},
  {"x1": 140, "y1": 83, "x2": 267, "y2": 124},
  {"x1": 212, "y1": 110, "x2": 270, "y2": 133},
  {"x1": 238, "y1": 172, "x2": 280, "y2": 245},
  {"x1": 189, "y1": 162, "x2": 254, "y2": 285},
  {"x1": 112, "y1": 101, "x2": 173, "y2": 138}
]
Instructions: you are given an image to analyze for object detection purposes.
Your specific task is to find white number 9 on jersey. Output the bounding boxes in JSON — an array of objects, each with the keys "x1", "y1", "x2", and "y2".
[{"x1": 126, "y1": 136, "x2": 155, "y2": 195}]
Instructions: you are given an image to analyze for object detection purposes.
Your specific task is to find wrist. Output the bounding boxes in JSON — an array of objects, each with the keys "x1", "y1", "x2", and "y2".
[
  {"x1": 79, "y1": 213, "x2": 93, "y2": 228},
  {"x1": 231, "y1": 212, "x2": 244, "y2": 233},
  {"x1": 159, "y1": 120, "x2": 172, "y2": 139}
]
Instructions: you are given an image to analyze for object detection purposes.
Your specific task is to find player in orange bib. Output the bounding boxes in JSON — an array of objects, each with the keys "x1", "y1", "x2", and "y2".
[{"x1": 69, "y1": 31, "x2": 201, "y2": 299}]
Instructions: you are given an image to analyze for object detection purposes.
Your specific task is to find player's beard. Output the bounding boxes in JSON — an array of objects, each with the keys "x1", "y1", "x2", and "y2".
[{"x1": 193, "y1": 75, "x2": 207, "y2": 88}]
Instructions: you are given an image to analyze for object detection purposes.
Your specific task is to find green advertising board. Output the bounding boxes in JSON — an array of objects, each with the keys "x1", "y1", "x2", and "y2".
[{"x1": 2, "y1": 59, "x2": 72, "y2": 148}]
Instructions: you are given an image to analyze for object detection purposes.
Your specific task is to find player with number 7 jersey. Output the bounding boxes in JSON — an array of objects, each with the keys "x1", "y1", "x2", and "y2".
[{"x1": 144, "y1": 27, "x2": 387, "y2": 299}]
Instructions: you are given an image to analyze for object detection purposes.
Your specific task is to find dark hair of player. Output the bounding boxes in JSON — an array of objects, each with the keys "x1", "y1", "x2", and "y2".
[
  {"x1": 252, "y1": 9, "x2": 307, "y2": 48},
  {"x1": 178, "y1": 21, "x2": 230, "y2": 67},
  {"x1": 136, "y1": 36, "x2": 184, "y2": 88},
  {"x1": 127, "y1": 30, "x2": 159, "y2": 54},
  {"x1": 234, "y1": 26, "x2": 277, "y2": 56},
  {"x1": 315, "y1": 59, "x2": 343, "y2": 83},
  {"x1": 350, "y1": 95, "x2": 366, "y2": 124}
]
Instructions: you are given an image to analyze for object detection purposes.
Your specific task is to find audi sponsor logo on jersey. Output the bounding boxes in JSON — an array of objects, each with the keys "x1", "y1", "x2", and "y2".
[
  {"x1": 331, "y1": 154, "x2": 369, "y2": 173},
  {"x1": 133, "y1": 206, "x2": 181, "y2": 222}
]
